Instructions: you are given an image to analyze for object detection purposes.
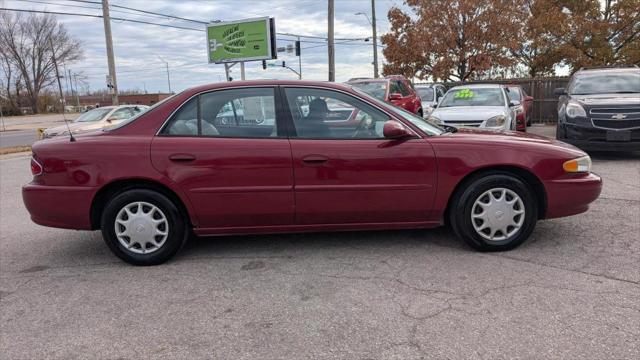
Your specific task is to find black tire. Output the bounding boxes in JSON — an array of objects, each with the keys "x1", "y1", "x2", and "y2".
[
  {"x1": 100, "y1": 189, "x2": 188, "y2": 265},
  {"x1": 449, "y1": 173, "x2": 537, "y2": 251}
]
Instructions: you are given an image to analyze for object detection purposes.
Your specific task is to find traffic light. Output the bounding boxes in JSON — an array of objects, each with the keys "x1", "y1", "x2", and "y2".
[
  {"x1": 262, "y1": 60, "x2": 266, "y2": 70},
  {"x1": 295, "y1": 41, "x2": 301, "y2": 56}
]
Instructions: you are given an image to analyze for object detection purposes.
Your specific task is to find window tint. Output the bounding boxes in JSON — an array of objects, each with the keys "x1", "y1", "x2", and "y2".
[
  {"x1": 163, "y1": 97, "x2": 199, "y2": 135},
  {"x1": 284, "y1": 87, "x2": 390, "y2": 139},
  {"x1": 416, "y1": 87, "x2": 434, "y2": 102},
  {"x1": 388, "y1": 81, "x2": 401, "y2": 95},
  {"x1": 397, "y1": 81, "x2": 411, "y2": 96},
  {"x1": 436, "y1": 87, "x2": 446, "y2": 99},
  {"x1": 569, "y1": 72, "x2": 640, "y2": 95},
  {"x1": 161, "y1": 88, "x2": 277, "y2": 138}
]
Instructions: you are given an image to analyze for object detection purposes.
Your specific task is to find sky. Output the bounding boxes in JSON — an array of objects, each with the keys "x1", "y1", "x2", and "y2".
[{"x1": 4, "y1": 0, "x2": 404, "y2": 94}]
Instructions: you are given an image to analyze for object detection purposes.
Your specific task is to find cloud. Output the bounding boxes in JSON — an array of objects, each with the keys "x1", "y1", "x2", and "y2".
[{"x1": 5, "y1": 0, "x2": 397, "y2": 93}]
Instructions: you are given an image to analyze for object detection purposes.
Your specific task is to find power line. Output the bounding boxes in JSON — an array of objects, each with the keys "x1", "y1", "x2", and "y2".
[{"x1": 26, "y1": 1, "x2": 370, "y2": 41}]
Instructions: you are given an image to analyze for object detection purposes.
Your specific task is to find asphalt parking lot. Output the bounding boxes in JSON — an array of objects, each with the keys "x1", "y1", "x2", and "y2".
[{"x1": 1, "y1": 144, "x2": 639, "y2": 359}]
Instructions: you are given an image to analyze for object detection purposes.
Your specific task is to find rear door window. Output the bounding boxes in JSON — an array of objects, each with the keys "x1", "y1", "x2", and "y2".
[{"x1": 161, "y1": 88, "x2": 278, "y2": 138}]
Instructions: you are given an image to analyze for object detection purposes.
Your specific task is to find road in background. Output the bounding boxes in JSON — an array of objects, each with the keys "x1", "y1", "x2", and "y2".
[
  {"x1": 0, "y1": 113, "x2": 79, "y2": 148},
  {"x1": 0, "y1": 130, "x2": 38, "y2": 148},
  {"x1": 1, "y1": 141, "x2": 638, "y2": 358}
]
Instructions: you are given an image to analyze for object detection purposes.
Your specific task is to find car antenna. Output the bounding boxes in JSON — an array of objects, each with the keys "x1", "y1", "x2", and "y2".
[{"x1": 49, "y1": 38, "x2": 76, "y2": 142}]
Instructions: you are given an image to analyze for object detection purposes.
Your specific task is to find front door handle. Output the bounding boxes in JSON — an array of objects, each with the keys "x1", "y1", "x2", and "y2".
[
  {"x1": 302, "y1": 154, "x2": 329, "y2": 164},
  {"x1": 169, "y1": 153, "x2": 196, "y2": 162}
]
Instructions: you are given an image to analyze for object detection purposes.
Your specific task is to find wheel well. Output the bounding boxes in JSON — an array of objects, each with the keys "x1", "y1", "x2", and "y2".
[
  {"x1": 444, "y1": 166, "x2": 547, "y2": 223},
  {"x1": 90, "y1": 179, "x2": 192, "y2": 230}
]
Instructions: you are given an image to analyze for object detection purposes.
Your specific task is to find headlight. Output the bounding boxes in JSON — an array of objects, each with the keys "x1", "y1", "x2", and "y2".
[
  {"x1": 485, "y1": 115, "x2": 506, "y2": 127},
  {"x1": 427, "y1": 115, "x2": 442, "y2": 124},
  {"x1": 566, "y1": 101, "x2": 586, "y2": 118},
  {"x1": 563, "y1": 155, "x2": 592, "y2": 173}
]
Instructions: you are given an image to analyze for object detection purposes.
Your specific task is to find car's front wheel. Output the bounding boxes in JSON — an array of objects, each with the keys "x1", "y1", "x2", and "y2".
[
  {"x1": 449, "y1": 173, "x2": 537, "y2": 251},
  {"x1": 101, "y1": 189, "x2": 188, "y2": 265}
]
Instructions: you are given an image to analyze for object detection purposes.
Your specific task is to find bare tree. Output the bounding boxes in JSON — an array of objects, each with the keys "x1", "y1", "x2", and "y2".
[{"x1": 0, "y1": 11, "x2": 82, "y2": 113}]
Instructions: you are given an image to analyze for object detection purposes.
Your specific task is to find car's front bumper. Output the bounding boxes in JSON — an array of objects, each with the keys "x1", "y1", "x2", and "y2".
[
  {"x1": 563, "y1": 122, "x2": 640, "y2": 151},
  {"x1": 544, "y1": 172, "x2": 602, "y2": 219},
  {"x1": 22, "y1": 183, "x2": 95, "y2": 230}
]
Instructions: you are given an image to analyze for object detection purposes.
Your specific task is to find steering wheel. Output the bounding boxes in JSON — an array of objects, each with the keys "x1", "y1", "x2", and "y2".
[{"x1": 352, "y1": 113, "x2": 376, "y2": 138}]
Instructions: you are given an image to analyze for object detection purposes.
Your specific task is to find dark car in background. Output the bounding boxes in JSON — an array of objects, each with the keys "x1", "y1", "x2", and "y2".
[
  {"x1": 346, "y1": 75, "x2": 423, "y2": 116},
  {"x1": 414, "y1": 83, "x2": 447, "y2": 116},
  {"x1": 554, "y1": 66, "x2": 640, "y2": 151},
  {"x1": 506, "y1": 85, "x2": 534, "y2": 131}
]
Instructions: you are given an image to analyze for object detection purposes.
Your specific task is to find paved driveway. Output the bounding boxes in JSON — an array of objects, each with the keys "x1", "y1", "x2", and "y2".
[{"x1": 1, "y1": 147, "x2": 638, "y2": 359}]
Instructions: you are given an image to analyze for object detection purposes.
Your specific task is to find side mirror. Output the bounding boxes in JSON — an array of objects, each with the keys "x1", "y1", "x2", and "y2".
[
  {"x1": 509, "y1": 100, "x2": 521, "y2": 107},
  {"x1": 388, "y1": 93, "x2": 403, "y2": 101},
  {"x1": 553, "y1": 87, "x2": 567, "y2": 96},
  {"x1": 383, "y1": 120, "x2": 412, "y2": 139}
]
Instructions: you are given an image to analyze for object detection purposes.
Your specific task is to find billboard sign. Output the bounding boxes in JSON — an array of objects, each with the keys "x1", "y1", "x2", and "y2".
[{"x1": 206, "y1": 17, "x2": 276, "y2": 63}]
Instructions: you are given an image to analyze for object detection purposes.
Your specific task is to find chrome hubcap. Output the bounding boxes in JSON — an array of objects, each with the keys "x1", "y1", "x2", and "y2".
[
  {"x1": 115, "y1": 202, "x2": 169, "y2": 254},
  {"x1": 471, "y1": 188, "x2": 525, "y2": 242}
]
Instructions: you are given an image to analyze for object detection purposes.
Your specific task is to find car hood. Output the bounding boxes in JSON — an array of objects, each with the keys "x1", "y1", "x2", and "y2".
[
  {"x1": 445, "y1": 127, "x2": 584, "y2": 153},
  {"x1": 431, "y1": 106, "x2": 507, "y2": 121},
  {"x1": 572, "y1": 93, "x2": 640, "y2": 106}
]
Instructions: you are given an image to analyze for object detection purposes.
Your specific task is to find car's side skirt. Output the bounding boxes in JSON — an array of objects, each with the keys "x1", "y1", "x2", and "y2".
[{"x1": 193, "y1": 220, "x2": 442, "y2": 237}]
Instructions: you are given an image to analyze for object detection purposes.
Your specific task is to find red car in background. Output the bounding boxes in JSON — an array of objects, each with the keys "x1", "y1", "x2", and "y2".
[
  {"x1": 346, "y1": 75, "x2": 424, "y2": 116},
  {"x1": 506, "y1": 85, "x2": 534, "y2": 131},
  {"x1": 23, "y1": 80, "x2": 601, "y2": 265}
]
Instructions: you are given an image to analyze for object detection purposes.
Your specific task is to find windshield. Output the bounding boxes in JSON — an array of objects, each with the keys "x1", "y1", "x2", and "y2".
[
  {"x1": 569, "y1": 72, "x2": 640, "y2": 95},
  {"x1": 416, "y1": 87, "x2": 434, "y2": 102},
  {"x1": 106, "y1": 96, "x2": 174, "y2": 131},
  {"x1": 348, "y1": 81, "x2": 387, "y2": 100},
  {"x1": 439, "y1": 87, "x2": 506, "y2": 107},
  {"x1": 74, "y1": 108, "x2": 111, "y2": 123},
  {"x1": 506, "y1": 87, "x2": 521, "y2": 101},
  {"x1": 351, "y1": 86, "x2": 445, "y2": 136}
]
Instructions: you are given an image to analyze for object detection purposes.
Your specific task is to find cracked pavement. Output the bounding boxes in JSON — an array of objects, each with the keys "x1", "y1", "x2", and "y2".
[{"x1": 1, "y1": 148, "x2": 639, "y2": 359}]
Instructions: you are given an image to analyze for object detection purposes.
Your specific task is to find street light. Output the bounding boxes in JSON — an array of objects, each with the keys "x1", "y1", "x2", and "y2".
[{"x1": 355, "y1": 8, "x2": 379, "y2": 78}]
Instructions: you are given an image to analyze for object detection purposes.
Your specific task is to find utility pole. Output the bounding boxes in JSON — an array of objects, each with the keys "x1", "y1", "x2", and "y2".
[
  {"x1": 371, "y1": 0, "x2": 379, "y2": 78},
  {"x1": 297, "y1": 36, "x2": 302, "y2": 79},
  {"x1": 157, "y1": 55, "x2": 172, "y2": 93},
  {"x1": 102, "y1": 0, "x2": 118, "y2": 105},
  {"x1": 328, "y1": 0, "x2": 335, "y2": 81},
  {"x1": 73, "y1": 73, "x2": 80, "y2": 108},
  {"x1": 49, "y1": 38, "x2": 66, "y2": 114}
]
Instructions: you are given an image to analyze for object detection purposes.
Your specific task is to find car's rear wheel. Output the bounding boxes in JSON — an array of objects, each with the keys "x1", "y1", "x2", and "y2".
[
  {"x1": 449, "y1": 173, "x2": 537, "y2": 251},
  {"x1": 101, "y1": 189, "x2": 187, "y2": 265}
]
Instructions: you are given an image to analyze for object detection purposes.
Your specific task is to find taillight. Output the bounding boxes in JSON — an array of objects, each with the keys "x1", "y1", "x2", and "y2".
[{"x1": 30, "y1": 157, "x2": 43, "y2": 176}]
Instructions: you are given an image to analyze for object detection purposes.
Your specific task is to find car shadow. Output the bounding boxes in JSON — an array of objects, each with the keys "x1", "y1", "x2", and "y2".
[{"x1": 177, "y1": 227, "x2": 468, "y2": 261}]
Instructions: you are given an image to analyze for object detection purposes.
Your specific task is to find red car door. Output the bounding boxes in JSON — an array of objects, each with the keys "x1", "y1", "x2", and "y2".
[
  {"x1": 150, "y1": 87, "x2": 294, "y2": 230},
  {"x1": 283, "y1": 86, "x2": 437, "y2": 225}
]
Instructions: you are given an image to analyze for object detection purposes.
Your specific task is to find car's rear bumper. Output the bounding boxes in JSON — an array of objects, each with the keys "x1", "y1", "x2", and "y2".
[
  {"x1": 562, "y1": 123, "x2": 640, "y2": 151},
  {"x1": 22, "y1": 183, "x2": 95, "y2": 230},
  {"x1": 544, "y1": 173, "x2": 602, "y2": 219}
]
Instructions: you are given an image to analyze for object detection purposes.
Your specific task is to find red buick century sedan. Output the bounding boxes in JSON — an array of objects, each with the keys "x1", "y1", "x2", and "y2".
[{"x1": 23, "y1": 80, "x2": 602, "y2": 265}]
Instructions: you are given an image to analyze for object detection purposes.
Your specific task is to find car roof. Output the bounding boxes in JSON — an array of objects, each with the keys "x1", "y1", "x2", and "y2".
[
  {"x1": 449, "y1": 83, "x2": 505, "y2": 90},
  {"x1": 575, "y1": 67, "x2": 639, "y2": 75},
  {"x1": 183, "y1": 80, "x2": 360, "y2": 93},
  {"x1": 346, "y1": 78, "x2": 387, "y2": 84}
]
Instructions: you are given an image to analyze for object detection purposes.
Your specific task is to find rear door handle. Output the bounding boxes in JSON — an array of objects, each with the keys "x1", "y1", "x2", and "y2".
[
  {"x1": 302, "y1": 154, "x2": 329, "y2": 164},
  {"x1": 169, "y1": 153, "x2": 196, "y2": 162}
]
